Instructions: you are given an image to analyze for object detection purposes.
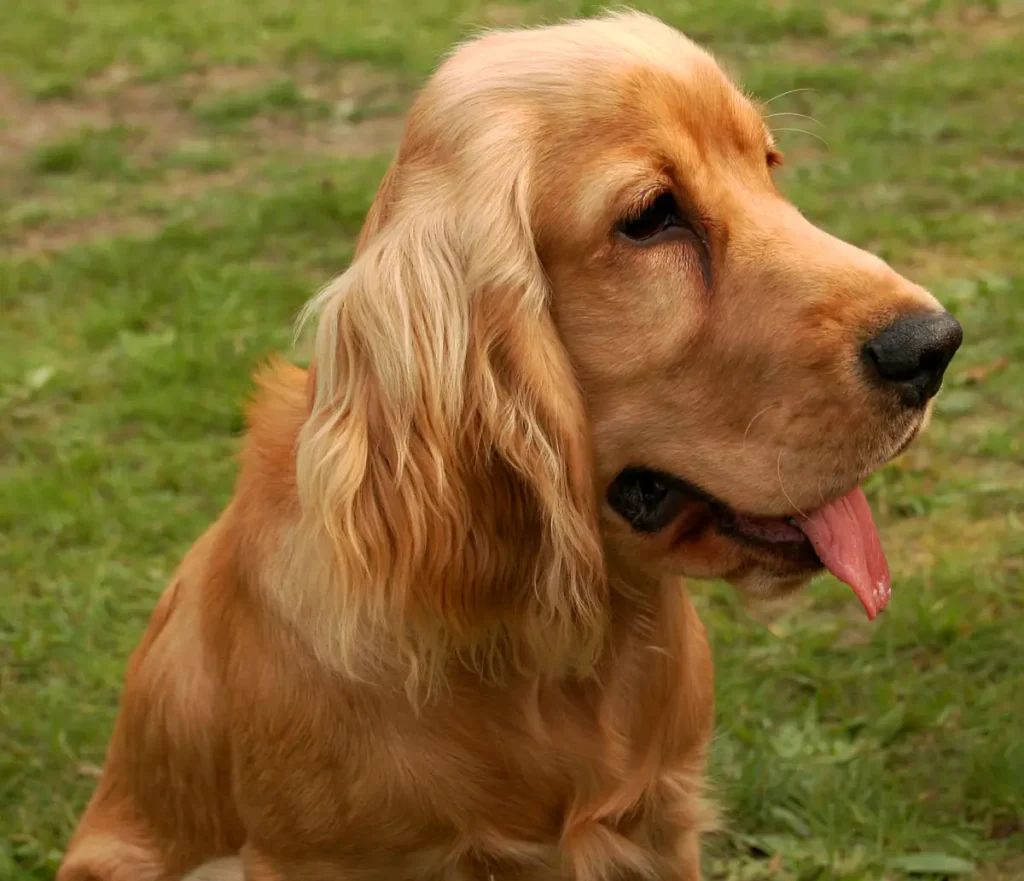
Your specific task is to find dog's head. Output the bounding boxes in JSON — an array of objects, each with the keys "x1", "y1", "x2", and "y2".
[{"x1": 297, "y1": 13, "x2": 960, "y2": 681}]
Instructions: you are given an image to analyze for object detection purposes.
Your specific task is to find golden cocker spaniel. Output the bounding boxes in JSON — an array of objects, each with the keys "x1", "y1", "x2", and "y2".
[{"x1": 59, "y1": 12, "x2": 962, "y2": 881}]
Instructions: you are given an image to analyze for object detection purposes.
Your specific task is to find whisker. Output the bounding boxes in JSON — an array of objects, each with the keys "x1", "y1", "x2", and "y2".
[
  {"x1": 743, "y1": 404, "x2": 779, "y2": 445},
  {"x1": 763, "y1": 87, "x2": 818, "y2": 106},
  {"x1": 772, "y1": 127, "x2": 831, "y2": 150},
  {"x1": 764, "y1": 111, "x2": 823, "y2": 127},
  {"x1": 777, "y1": 450, "x2": 810, "y2": 520}
]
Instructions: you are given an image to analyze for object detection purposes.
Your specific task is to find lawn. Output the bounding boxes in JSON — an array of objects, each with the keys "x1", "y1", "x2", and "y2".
[{"x1": 1, "y1": 1, "x2": 1021, "y2": 879}]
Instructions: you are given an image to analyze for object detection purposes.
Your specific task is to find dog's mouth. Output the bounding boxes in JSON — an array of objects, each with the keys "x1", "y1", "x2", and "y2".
[{"x1": 607, "y1": 468, "x2": 891, "y2": 620}]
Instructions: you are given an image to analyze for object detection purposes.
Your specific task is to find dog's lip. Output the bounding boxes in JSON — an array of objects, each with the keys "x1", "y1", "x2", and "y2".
[
  {"x1": 720, "y1": 509, "x2": 808, "y2": 546},
  {"x1": 610, "y1": 467, "x2": 892, "y2": 619},
  {"x1": 608, "y1": 467, "x2": 823, "y2": 564},
  {"x1": 669, "y1": 482, "x2": 820, "y2": 561},
  {"x1": 614, "y1": 467, "x2": 806, "y2": 525}
]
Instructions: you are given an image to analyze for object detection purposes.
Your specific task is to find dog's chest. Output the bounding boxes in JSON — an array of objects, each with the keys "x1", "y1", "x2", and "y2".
[
  {"x1": 236, "y1": 592, "x2": 713, "y2": 878},
  {"x1": 391, "y1": 639, "x2": 709, "y2": 869}
]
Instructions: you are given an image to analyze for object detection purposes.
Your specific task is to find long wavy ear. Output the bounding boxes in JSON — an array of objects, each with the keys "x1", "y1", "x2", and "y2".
[{"x1": 294, "y1": 135, "x2": 607, "y2": 691}]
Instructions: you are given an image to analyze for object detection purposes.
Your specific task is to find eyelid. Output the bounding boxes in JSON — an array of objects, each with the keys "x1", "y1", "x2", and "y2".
[
  {"x1": 626, "y1": 189, "x2": 706, "y2": 240},
  {"x1": 622, "y1": 185, "x2": 671, "y2": 221},
  {"x1": 615, "y1": 186, "x2": 713, "y2": 288}
]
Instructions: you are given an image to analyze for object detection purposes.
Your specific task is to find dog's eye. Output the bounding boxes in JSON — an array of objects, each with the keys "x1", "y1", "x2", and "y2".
[{"x1": 618, "y1": 192, "x2": 682, "y2": 243}]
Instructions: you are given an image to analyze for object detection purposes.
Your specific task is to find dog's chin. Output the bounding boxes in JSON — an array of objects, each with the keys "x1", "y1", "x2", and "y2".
[{"x1": 725, "y1": 567, "x2": 816, "y2": 601}]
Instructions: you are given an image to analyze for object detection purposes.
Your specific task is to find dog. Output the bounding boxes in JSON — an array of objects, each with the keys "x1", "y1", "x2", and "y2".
[{"x1": 58, "y1": 12, "x2": 961, "y2": 881}]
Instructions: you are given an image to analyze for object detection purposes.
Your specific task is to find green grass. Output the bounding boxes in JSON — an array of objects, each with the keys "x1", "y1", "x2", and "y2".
[
  {"x1": 28, "y1": 126, "x2": 140, "y2": 179},
  {"x1": 189, "y1": 78, "x2": 331, "y2": 128},
  {"x1": 1, "y1": 1, "x2": 1021, "y2": 879}
]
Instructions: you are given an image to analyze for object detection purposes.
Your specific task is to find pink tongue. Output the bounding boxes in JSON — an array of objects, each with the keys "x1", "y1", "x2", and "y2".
[{"x1": 796, "y1": 487, "x2": 891, "y2": 620}]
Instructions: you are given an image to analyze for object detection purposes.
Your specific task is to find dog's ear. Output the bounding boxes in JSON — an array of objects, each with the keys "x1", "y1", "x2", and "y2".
[
  {"x1": 296, "y1": 147, "x2": 606, "y2": 690},
  {"x1": 302, "y1": 160, "x2": 400, "y2": 412}
]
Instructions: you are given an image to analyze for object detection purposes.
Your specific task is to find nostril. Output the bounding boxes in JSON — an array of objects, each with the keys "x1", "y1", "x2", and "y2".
[
  {"x1": 864, "y1": 339, "x2": 919, "y2": 383},
  {"x1": 918, "y1": 348, "x2": 947, "y2": 376},
  {"x1": 863, "y1": 311, "x2": 963, "y2": 406}
]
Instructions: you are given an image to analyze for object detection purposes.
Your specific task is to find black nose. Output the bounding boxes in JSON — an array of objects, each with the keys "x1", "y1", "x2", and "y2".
[{"x1": 863, "y1": 311, "x2": 963, "y2": 407}]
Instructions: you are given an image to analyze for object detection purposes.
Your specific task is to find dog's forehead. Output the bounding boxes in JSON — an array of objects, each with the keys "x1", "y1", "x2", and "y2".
[
  {"x1": 423, "y1": 13, "x2": 772, "y2": 230},
  {"x1": 440, "y1": 12, "x2": 760, "y2": 134},
  {"x1": 604, "y1": 62, "x2": 766, "y2": 158},
  {"x1": 467, "y1": 16, "x2": 766, "y2": 158},
  {"x1": 543, "y1": 58, "x2": 770, "y2": 230}
]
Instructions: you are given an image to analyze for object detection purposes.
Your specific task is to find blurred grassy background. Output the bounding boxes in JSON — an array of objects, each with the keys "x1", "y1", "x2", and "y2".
[{"x1": 1, "y1": 1, "x2": 1021, "y2": 879}]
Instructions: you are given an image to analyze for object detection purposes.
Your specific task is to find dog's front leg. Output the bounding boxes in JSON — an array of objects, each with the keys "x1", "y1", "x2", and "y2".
[{"x1": 59, "y1": 556, "x2": 245, "y2": 881}]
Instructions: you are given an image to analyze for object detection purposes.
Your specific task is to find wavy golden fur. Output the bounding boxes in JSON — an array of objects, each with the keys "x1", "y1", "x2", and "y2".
[
  {"x1": 293, "y1": 116, "x2": 607, "y2": 690},
  {"x1": 59, "y1": 11, "x2": 952, "y2": 881}
]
